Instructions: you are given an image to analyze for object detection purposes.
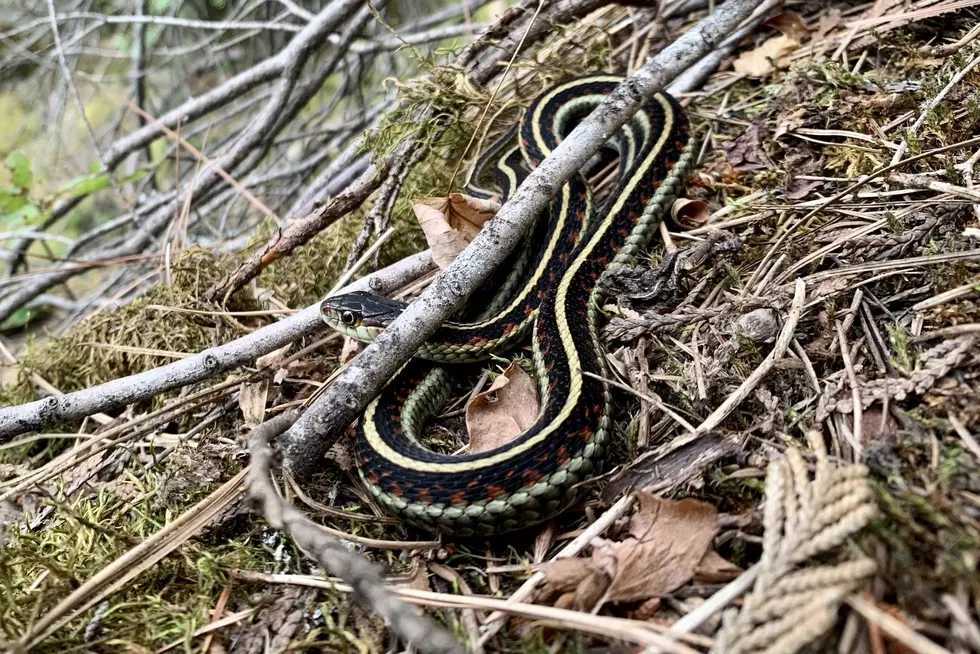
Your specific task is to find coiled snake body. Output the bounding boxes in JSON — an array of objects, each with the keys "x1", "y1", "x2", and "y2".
[{"x1": 322, "y1": 75, "x2": 694, "y2": 536}]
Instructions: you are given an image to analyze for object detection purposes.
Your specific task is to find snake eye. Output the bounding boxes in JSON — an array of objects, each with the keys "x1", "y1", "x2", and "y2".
[{"x1": 341, "y1": 310, "x2": 356, "y2": 326}]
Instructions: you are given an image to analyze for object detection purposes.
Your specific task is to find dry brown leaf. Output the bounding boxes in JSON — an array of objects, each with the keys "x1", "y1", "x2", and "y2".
[
  {"x1": 553, "y1": 553, "x2": 612, "y2": 610},
  {"x1": 785, "y1": 177, "x2": 822, "y2": 200},
  {"x1": 670, "y1": 198, "x2": 710, "y2": 230},
  {"x1": 733, "y1": 34, "x2": 800, "y2": 78},
  {"x1": 257, "y1": 343, "x2": 293, "y2": 385},
  {"x1": 722, "y1": 123, "x2": 772, "y2": 172},
  {"x1": 810, "y1": 275, "x2": 851, "y2": 301},
  {"x1": 815, "y1": 8, "x2": 842, "y2": 40},
  {"x1": 774, "y1": 107, "x2": 807, "y2": 139},
  {"x1": 257, "y1": 343, "x2": 292, "y2": 370},
  {"x1": 631, "y1": 597, "x2": 662, "y2": 620},
  {"x1": 466, "y1": 362, "x2": 539, "y2": 454},
  {"x1": 414, "y1": 193, "x2": 500, "y2": 269},
  {"x1": 693, "y1": 550, "x2": 743, "y2": 583},
  {"x1": 239, "y1": 378, "x2": 269, "y2": 426},
  {"x1": 540, "y1": 492, "x2": 719, "y2": 609},
  {"x1": 339, "y1": 336, "x2": 361, "y2": 364},
  {"x1": 765, "y1": 11, "x2": 808, "y2": 42},
  {"x1": 532, "y1": 521, "x2": 557, "y2": 564},
  {"x1": 274, "y1": 359, "x2": 320, "y2": 386}
]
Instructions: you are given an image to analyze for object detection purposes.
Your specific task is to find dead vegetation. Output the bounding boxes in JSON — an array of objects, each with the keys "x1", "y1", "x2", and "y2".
[{"x1": 2, "y1": 1, "x2": 980, "y2": 652}]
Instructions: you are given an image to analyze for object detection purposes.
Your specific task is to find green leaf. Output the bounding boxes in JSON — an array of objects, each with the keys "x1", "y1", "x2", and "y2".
[
  {"x1": 0, "y1": 190, "x2": 27, "y2": 214},
  {"x1": 1, "y1": 305, "x2": 50, "y2": 334},
  {"x1": 4, "y1": 152, "x2": 32, "y2": 190},
  {"x1": 6, "y1": 203, "x2": 41, "y2": 226},
  {"x1": 59, "y1": 173, "x2": 110, "y2": 199}
]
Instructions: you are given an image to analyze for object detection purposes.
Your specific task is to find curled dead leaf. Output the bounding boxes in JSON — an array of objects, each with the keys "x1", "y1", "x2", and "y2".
[
  {"x1": 257, "y1": 343, "x2": 292, "y2": 370},
  {"x1": 733, "y1": 34, "x2": 800, "y2": 78},
  {"x1": 694, "y1": 550, "x2": 743, "y2": 583},
  {"x1": 466, "y1": 362, "x2": 540, "y2": 454},
  {"x1": 413, "y1": 193, "x2": 500, "y2": 269},
  {"x1": 669, "y1": 198, "x2": 710, "y2": 231},
  {"x1": 773, "y1": 107, "x2": 807, "y2": 139},
  {"x1": 539, "y1": 492, "x2": 719, "y2": 610}
]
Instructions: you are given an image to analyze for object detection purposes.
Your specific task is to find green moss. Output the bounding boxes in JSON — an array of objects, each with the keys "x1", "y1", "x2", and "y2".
[
  {"x1": 255, "y1": 204, "x2": 427, "y2": 309},
  {"x1": 6, "y1": 248, "x2": 256, "y2": 400}
]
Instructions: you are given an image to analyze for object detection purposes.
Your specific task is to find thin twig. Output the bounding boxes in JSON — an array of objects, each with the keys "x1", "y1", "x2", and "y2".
[
  {"x1": 846, "y1": 596, "x2": 954, "y2": 654},
  {"x1": 246, "y1": 411, "x2": 465, "y2": 654}
]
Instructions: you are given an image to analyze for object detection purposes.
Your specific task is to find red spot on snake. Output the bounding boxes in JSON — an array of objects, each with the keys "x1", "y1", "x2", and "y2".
[
  {"x1": 486, "y1": 485, "x2": 507, "y2": 499},
  {"x1": 522, "y1": 469, "x2": 542, "y2": 483}
]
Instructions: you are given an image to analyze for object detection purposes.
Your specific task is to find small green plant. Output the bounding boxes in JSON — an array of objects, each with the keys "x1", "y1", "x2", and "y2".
[
  {"x1": 887, "y1": 323, "x2": 913, "y2": 375},
  {"x1": 0, "y1": 152, "x2": 40, "y2": 226},
  {"x1": 0, "y1": 153, "x2": 146, "y2": 230}
]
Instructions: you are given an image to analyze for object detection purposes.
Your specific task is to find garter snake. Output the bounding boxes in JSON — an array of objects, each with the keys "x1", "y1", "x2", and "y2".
[{"x1": 321, "y1": 75, "x2": 694, "y2": 536}]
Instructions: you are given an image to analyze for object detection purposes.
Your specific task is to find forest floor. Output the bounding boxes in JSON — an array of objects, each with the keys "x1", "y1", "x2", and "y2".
[{"x1": 2, "y1": 1, "x2": 980, "y2": 653}]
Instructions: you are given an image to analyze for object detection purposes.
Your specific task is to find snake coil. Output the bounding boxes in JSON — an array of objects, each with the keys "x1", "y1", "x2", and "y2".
[{"x1": 322, "y1": 75, "x2": 694, "y2": 536}]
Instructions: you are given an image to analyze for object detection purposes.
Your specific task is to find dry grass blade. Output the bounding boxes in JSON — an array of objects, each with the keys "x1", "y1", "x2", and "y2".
[
  {"x1": 234, "y1": 570, "x2": 710, "y2": 653},
  {"x1": 17, "y1": 470, "x2": 247, "y2": 649}
]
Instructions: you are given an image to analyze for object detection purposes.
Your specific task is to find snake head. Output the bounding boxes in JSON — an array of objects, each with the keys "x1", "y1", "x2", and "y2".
[{"x1": 319, "y1": 291, "x2": 408, "y2": 343}]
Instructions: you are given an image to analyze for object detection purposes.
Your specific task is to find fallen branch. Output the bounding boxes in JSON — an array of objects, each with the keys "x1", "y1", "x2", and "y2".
[
  {"x1": 0, "y1": 0, "x2": 365, "y2": 324},
  {"x1": 3, "y1": 0, "x2": 358, "y2": 277},
  {"x1": 236, "y1": 571, "x2": 708, "y2": 653},
  {"x1": 205, "y1": 0, "x2": 607, "y2": 301},
  {"x1": 0, "y1": 251, "x2": 432, "y2": 441},
  {"x1": 205, "y1": 160, "x2": 391, "y2": 301}
]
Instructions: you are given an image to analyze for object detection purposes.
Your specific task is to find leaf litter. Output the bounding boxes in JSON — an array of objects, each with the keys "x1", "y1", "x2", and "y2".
[{"x1": 465, "y1": 362, "x2": 540, "y2": 454}]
